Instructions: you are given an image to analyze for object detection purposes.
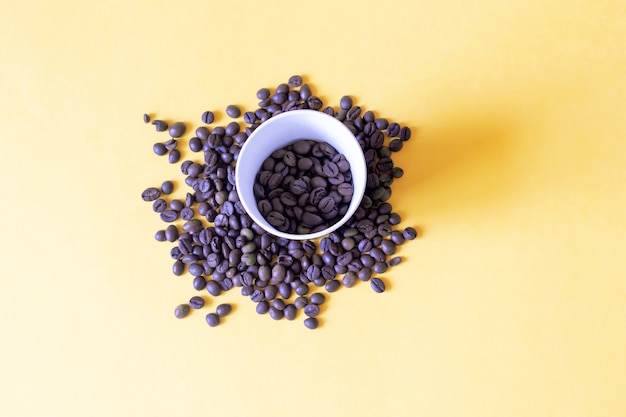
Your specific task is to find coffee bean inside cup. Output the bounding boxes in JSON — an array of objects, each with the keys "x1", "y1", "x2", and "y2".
[{"x1": 253, "y1": 139, "x2": 353, "y2": 235}]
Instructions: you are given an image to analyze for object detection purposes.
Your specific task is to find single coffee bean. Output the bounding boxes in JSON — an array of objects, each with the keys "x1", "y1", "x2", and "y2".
[
  {"x1": 256, "y1": 88, "x2": 270, "y2": 100},
  {"x1": 310, "y1": 293, "x2": 326, "y2": 305},
  {"x1": 403, "y1": 227, "x2": 418, "y2": 240},
  {"x1": 388, "y1": 256, "x2": 402, "y2": 266},
  {"x1": 304, "y1": 304, "x2": 320, "y2": 317},
  {"x1": 373, "y1": 262, "x2": 388, "y2": 274},
  {"x1": 189, "y1": 296, "x2": 205, "y2": 309},
  {"x1": 155, "y1": 230, "x2": 166, "y2": 242},
  {"x1": 225, "y1": 105, "x2": 241, "y2": 118},
  {"x1": 169, "y1": 122, "x2": 186, "y2": 138},
  {"x1": 374, "y1": 118, "x2": 389, "y2": 130},
  {"x1": 342, "y1": 271, "x2": 357, "y2": 288},
  {"x1": 206, "y1": 280, "x2": 222, "y2": 296},
  {"x1": 284, "y1": 304, "x2": 297, "y2": 320},
  {"x1": 201, "y1": 111, "x2": 215, "y2": 124},
  {"x1": 340, "y1": 95, "x2": 353, "y2": 110},
  {"x1": 288, "y1": 75, "x2": 303, "y2": 87},
  {"x1": 304, "y1": 317, "x2": 318, "y2": 329},
  {"x1": 152, "y1": 119, "x2": 168, "y2": 132},
  {"x1": 400, "y1": 126, "x2": 411, "y2": 141},
  {"x1": 174, "y1": 304, "x2": 190, "y2": 319},
  {"x1": 370, "y1": 277, "x2": 385, "y2": 293},
  {"x1": 358, "y1": 268, "x2": 372, "y2": 281},
  {"x1": 152, "y1": 199, "x2": 166, "y2": 213},
  {"x1": 386, "y1": 122, "x2": 400, "y2": 137},
  {"x1": 168, "y1": 149, "x2": 181, "y2": 164},
  {"x1": 269, "y1": 307, "x2": 284, "y2": 320},
  {"x1": 143, "y1": 113, "x2": 150, "y2": 123},
  {"x1": 299, "y1": 84, "x2": 311, "y2": 100},
  {"x1": 160, "y1": 210, "x2": 178, "y2": 223},
  {"x1": 389, "y1": 139, "x2": 403, "y2": 152},
  {"x1": 216, "y1": 303, "x2": 232, "y2": 317},
  {"x1": 153, "y1": 142, "x2": 167, "y2": 155},
  {"x1": 256, "y1": 300, "x2": 269, "y2": 314},
  {"x1": 141, "y1": 187, "x2": 161, "y2": 201},
  {"x1": 205, "y1": 313, "x2": 220, "y2": 327},
  {"x1": 193, "y1": 275, "x2": 207, "y2": 291},
  {"x1": 325, "y1": 279, "x2": 340, "y2": 292}
]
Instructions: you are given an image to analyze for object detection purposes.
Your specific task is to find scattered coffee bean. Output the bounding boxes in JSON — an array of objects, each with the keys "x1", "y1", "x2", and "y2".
[
  {"x1": 141, "y1": 187, "x2": 161, "y2": 202},
  {"x1": 403, "y1": 227, "x2": 418, "y2": 240},
  {"x1": 304, "y1": 317, "x2": 318, "y2": 329},
  {"x1": 225, "y1": 105, "x2": 241, "y2": 118},
  {"x1": 288, "y1": 75, "x2": 303, "y2": 87},
  {"x1": 153, "y1": 143, "x2": 167, "y2": 156},
  {"x1": 169, "y1": 122, "x2": 186, "y2": 138},
  {"x1": 216, "y1": 303, "x2": 232, "y2": 317},
  {"x1": 189, "y1": 296, "x2": 205, "y2": 309},
  {"x1": 143, "y1": 113, "x2": 150, "y2": 123},
  {"x1": 201, "y1": 111, "x2": 215, "y2": 124},
  {"x1": 174, "y1": 304, "x2": 190, "y2": 318},
  {"x1": 168, "y1": 149, "x2": 181, "y2": 164},
  {"x1": 152, "y1": 119, "x2": 168, "y2": 132},
  {"x1": 205, "y1": 313, "x2": 220, "y2": 327},
  {"x1": 142, "y1": 79, "x2": 420, "y2": 329}
]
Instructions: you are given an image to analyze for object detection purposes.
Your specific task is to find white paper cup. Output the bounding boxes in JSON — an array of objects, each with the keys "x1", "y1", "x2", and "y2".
[{"x1": 235, "y1": 110, "x2": 366, "y2": 240}]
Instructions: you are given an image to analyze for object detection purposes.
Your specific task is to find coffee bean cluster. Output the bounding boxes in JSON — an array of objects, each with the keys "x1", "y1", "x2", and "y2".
[
  {"x1": 254, "y1": 140, "x2": 354, "y2": 235},
  {"x1": 141, "y1": 75, "x2": 418, "y2": 329}
]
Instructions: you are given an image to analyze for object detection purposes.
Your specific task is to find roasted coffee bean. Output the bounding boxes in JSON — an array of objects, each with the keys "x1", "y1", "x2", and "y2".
[
  {"x1": 216, "y1": 303, "x2": 232, "y2": 317},
  {"x1": 169, "y1": 122, "x2": 186, "y2": 138},
  {"x1": 174, "y1": 304, "x2": 190, "y2": 318},
  {"x1": 288, "y1": 75, "x2": 303, "y2": 87},
  {"x1": 193, "y1": 276, "x2": 207, "y2": 291},
  {"x1": 160, "y1": 210, "x2": 178, "y2": 223},
  {"x1": 206, "y1": 280, "x2": 222, "y2": 296},
  {"x1": 370, "y1": 277, "x2": 385, "y2": 293},
  {"x1": 304, "y1": 317, "x2": 318, "y2": 329},
  {"x1": 283, "y1": 304, "x2": 297, "y2": 320},
  {"x1": 153, "y1": 142, "x2": 167, "y2": 155},
  {"x1": 272, "y1": 298, "x2": 286, "y2": 311},
  {"x1": 342, "y1": 271, "x2": 357, "y2": 287},
  {"x1": 155, "y1": 230, "x2": 166, "y2": 242},
  {"x1": 172, "y1": 260, "x2": 184, "y2": 276},
  {"x1": 325, "y1": 280, "x2": 340, "y2": 292},
  {"x1": 309, "y1": 293, "x2": 325, "y2": 305},
  {"x1": 269, "y1": 307, "x2": 284, "y2": 320},
  {"x1": 256, "y1": 300, "x2": 269, "y2": 314},
  {"x1": 381, "y1": 240, "x2": 397, "y2": 255},
  {"x1": 386, "y1": 122, "x2": 400, "y2": 137},
  {"x1": 389, "y1": 139, "x2": 403, "y2": 152},
  {"x1": 164, "y1": 225, "x2": 179, "y2": 242},
  {"x1": 399, "y1": 126, "x2": 411, "y2": 141},
  {"x1": 403, "y1": 227, "x2": 418, "y2": 240},
  {"x1": 205, "y1": 313, "x2": 220, "y2": 327},
  {"x1": 201, "y1": 111, "x2": 215, "y2": 124},
  {"x1": 152, "y1": 119, "x2": 168, "y2": 132},
  {"x1": 304, "y1": 304, "x2": 320, "y2": 317},
  {"x1": 226, "y1": 105, "x2": 241, "y2": 118},
  {"x1": 373, "y1": 262, "x2": 388, "y2": 274},
  {"x1": 152, "y1": 198, "x2": 166, "y2": 213},
  {"x1": 340, "y1": 96, "x2": 353, "y2": 110},
  {"x1": 299, "y1": 84, "x2": 311, "y2": 100},
  {"x1": 189, "y1": 296, "x2": 205, "y2": 309},
  {"x1": 168, "y1": 149, "x2": 181, "y2": 164},
  {"x1": 256, "y1": 88, "x2": 270, "y2": 100},
  {"x1": 358, "y1": 268, "x2": 372, "y2": 281},
  {"x1": 141, "y1": 187, "x2": 161, "y2": 201}
]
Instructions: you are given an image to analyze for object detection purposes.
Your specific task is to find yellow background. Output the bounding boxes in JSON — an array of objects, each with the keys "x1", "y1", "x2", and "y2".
[{"x1": 1, "y1": 1, "x2": 625, "y2": 416}]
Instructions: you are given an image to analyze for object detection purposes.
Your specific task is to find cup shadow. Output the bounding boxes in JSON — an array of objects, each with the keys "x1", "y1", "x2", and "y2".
[{"x1": 394, "y1": 108, "x2": 517, "y2": 219}]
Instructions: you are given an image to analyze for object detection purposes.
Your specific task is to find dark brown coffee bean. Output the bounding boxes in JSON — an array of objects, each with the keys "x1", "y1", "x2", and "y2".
[
  {"x1": 325, "y1": 279, "x2": 340, "y2": 292},
  {"x1": 386, "y1": 122, "x2": 400, "y2": 137},
  {"x1": 225, "y1": 105, "x2": 241, "y2": 118},
  {"x1": 141, "y1": 187, "x2": 161, "y2": 201},
  {"x1": 304, "y1": 317, "x2": 318, "y2": 329},
  {"x1": 169, "y1": 122, "x2": 186, "y2": 138},
  {"x1": 174, "y1": 304, "x2": 190, "y2": 318},
  {"x1": 370, "y1": 277, "x2": 385, "y2": 293},
  {"x1": 400, "y1": 126, "x2": 411, "y2": 141},
  {"x1": 288, "y1": 75, "x2": 302, "y2": 87},
  {"x1": 151, "y1": 119, "x2": 168, "y2": 131}
]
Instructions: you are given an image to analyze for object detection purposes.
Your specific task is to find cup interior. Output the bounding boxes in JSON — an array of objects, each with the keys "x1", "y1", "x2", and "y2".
[{"x1": 235, "y1": 110, "x2": 366, "y2": 240}]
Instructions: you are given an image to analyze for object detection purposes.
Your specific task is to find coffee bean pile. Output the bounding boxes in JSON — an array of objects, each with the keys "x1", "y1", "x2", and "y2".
[
  {"x1": 254, "y1": 140, "x2": 354, "y2": 234},
  {"x1": 141, "y1": 75, "x2": 417, "y2": 329}
]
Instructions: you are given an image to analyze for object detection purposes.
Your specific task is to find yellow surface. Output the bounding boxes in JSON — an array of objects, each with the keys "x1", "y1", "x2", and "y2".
[{"x1": 1, "y1": 1, "x2": 625, "y2": 416}]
